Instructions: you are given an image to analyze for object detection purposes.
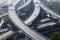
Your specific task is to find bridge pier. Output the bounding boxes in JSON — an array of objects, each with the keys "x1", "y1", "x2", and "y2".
[
  {"x1": 49, "y1": 14, "x2": 53, "y2": 21},
  {"x1": 25, "y1": 36, "x2": 30, "y2": 40},
  {"x1": 1, "y1": 38, "x2": 6, "y2": 40},
  {"x1": 13, "y1": 34, "x2": 17, "y2": 40}
]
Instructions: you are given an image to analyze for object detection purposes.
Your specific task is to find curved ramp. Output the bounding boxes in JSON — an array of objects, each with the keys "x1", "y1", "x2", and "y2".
[
  {"x1": 24, "y1": 0, "x2": 40, "y2": 24},
  {"x1": 8, "y1": 6, "x2": 47, "y2": 40},
  {"x1": 16, "y1": 0, "x2": 40, "y2": 24},
  {"x1": 8, "y1": 0, "x2": 47, "y2": 40},
  {"x1": 0, "y1": 0, "x2": 54, "y2": 40},
  {"x1": 7, "y1": 0, "x2": 60, "y2": 40},
  {"x1": 39, "y1": 1, "x2": 60, "y2": 18},
  {"x1": 0, "y1": 18, "x2": 4, "y2": 27},
  {"x1": 17, "y1": 0, "x2": 32, "y2": 11}
]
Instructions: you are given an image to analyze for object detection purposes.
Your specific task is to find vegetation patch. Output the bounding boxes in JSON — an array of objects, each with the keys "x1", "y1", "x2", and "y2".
[
  {"x1": 45, "y1": 1, "x2": 60, "y2": 14},
  {"x1": 49, "y1": 32, "x2": 60, "y2": 40}
]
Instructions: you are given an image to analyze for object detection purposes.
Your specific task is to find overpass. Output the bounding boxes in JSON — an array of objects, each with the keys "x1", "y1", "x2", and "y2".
[
  {"x1": 8, "y1": 0, "x2": 47, "y2": 40},
  {"x1": 39, "y1": 1, "x2": 60, "y2": 19},
  {"x1": 0, "y1": 0, "x2": 60, "y2": 40},
  {"x1": 0, "y1": 0, "x2": 47, "y2": 40}
]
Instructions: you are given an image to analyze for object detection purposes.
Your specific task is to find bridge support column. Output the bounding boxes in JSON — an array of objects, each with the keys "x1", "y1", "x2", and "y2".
[
  {"x1": 50, "y1": 14, "x2": 52, "y2": 20},
  {"x1": 13, "y1": 34, "x2": 17, "y2": 40},
  {"x1": 1, "y1": 38, "x2": 6, "y2": 40},
  {"x1": 25, "y1": 36, "x2": 30, "y2": 40}
]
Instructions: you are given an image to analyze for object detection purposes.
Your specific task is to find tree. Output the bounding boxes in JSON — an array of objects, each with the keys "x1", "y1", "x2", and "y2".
[
  {"x1": 49, "y1": 32, "x2": 60, "y2": 40},
  {"x1": 45, "y1": 1, "x2": 60, "y2": 14}
]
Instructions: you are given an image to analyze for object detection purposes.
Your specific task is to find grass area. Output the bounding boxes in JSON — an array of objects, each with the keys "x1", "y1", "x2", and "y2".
[
  {"x1": 45, "y1": 1, "x2": 60, "y2": 14},
  {"x1": 49, "y1": 32, "x2": 60, "y2": 40},
  {"x1": 5, "y1": 17, "x2": 11, "y2": 23}
]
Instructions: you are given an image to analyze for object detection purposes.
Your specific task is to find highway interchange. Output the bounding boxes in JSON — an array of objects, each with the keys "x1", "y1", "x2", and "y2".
[{"x1": 0, "y1": 0, "x2": 60, "y2": 40}]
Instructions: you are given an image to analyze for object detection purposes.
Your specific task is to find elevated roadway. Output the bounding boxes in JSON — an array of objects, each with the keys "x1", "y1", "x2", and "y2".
[
  {"x1": 7, "y1": 0, "x2": 60, "y2": 40},
  {"x1": 16, "y1": 0, "x2": 40, "y2": 25},
  {"x1": 24, "y1": 0, "x2": 40, "y2": 24},
  {"x1": 1, "y1": 0, "x2": 60, "y2": 40},
  {"x1": 0, "y1": 0, "x2": 47, "y2": 40},
  {"x1": 0, "y1": 18, "x2": 4, "y2": 27},
  {"x1": 39, "y1": 1, "x2": 60, "y2": 19},
  {"x1": 8, "y1": 0, "x2": 47, "y2": 40},
  {"x1": 8, "y1": 6, "x2": 47, "y2": 40}
]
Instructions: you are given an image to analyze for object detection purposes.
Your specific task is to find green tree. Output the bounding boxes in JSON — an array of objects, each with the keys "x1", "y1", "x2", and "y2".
[
  {"x1": 45, "y1": 1, "x2": 60, "y2": 14},
  {"x1": 5, "y1": 17, "x2": 11, "y2": 23},
  {"x1": 49, "y1": 32, "x2": 60, "y2": 40}
]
